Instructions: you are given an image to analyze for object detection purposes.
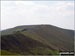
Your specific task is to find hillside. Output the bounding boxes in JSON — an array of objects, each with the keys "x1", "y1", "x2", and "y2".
[{"x1": 1, "y1": 25, "x2": 74, "y2": 55}]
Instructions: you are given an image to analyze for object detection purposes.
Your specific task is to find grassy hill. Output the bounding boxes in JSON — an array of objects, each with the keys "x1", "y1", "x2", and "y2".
[{"x1": 1, "y1": 25, "x2": 74, "y2": 55}]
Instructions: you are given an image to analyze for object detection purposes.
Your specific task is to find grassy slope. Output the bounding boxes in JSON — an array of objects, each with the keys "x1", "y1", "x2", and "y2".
[
  {"x1": 1, "y1": 25, "x2": 74, "y2": 55},
  {"x1": 21, "y1": 25, "x2": 74, "y2": 51},
  {"x1": 1, "y1": 32, "x2": 59, "y2": 55},
  {"x1": 1, "y1": 50, "x2": 18, "y2": 55}
]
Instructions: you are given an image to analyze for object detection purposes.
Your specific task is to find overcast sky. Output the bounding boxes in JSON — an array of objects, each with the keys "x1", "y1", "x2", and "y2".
[{"x1": 1, "y1": 1, "x2": 74, "y2": 30}]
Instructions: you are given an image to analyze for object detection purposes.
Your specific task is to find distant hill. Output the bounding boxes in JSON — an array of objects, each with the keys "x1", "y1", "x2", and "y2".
[{"x1": 1, "y1": 25, "x2": 74, "y2": 55}]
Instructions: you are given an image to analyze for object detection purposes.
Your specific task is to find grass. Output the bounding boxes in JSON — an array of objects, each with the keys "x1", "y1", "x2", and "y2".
[{"x1": 1, "y1": 50, "x2": 19, "y2": 55}]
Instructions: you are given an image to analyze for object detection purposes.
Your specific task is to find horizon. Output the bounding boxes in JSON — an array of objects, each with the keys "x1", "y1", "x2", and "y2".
[
  {"x1": 1, "y1": 24, "x2": 74, "y2": 31},
  {"x1": 1, "y1": 1, "x2": 74, "y2": 30}
]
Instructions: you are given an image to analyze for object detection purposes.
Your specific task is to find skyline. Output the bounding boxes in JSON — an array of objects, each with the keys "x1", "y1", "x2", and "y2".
[{"x1": 1, "y1": 1, "x2": 74, "y2": 30}]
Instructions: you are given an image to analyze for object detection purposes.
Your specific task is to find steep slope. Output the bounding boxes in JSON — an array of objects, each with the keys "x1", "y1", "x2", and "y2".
[
  {"x1": 1, "y1": 25, "x2": 74, "y2": 55},
  {"x1": 1, "y1": 32, "x2": 58, "y2": 55}
]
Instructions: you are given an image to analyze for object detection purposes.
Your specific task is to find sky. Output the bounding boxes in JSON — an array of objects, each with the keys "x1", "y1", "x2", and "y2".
[{"x1": 1, "y1": 1, "x2": 74, "y2": 30}]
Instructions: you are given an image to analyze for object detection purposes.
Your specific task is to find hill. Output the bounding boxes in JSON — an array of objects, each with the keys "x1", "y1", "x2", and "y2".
[{"x1": 1, "y1": 25, "x2": 74, "y2": 55}]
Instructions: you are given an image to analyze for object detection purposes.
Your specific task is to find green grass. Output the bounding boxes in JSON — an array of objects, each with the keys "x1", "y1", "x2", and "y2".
[
  {"x1": 1, "y1": 50, "x2": 19, "y2": 55},
  {"x1": 29, "y1": 47, "x2": 59, "y2": 55}
]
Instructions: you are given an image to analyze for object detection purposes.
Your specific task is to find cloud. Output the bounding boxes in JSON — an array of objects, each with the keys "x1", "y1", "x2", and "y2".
[{"x1": 1, "y1": 1, "x2": 74, "y2": 30}]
